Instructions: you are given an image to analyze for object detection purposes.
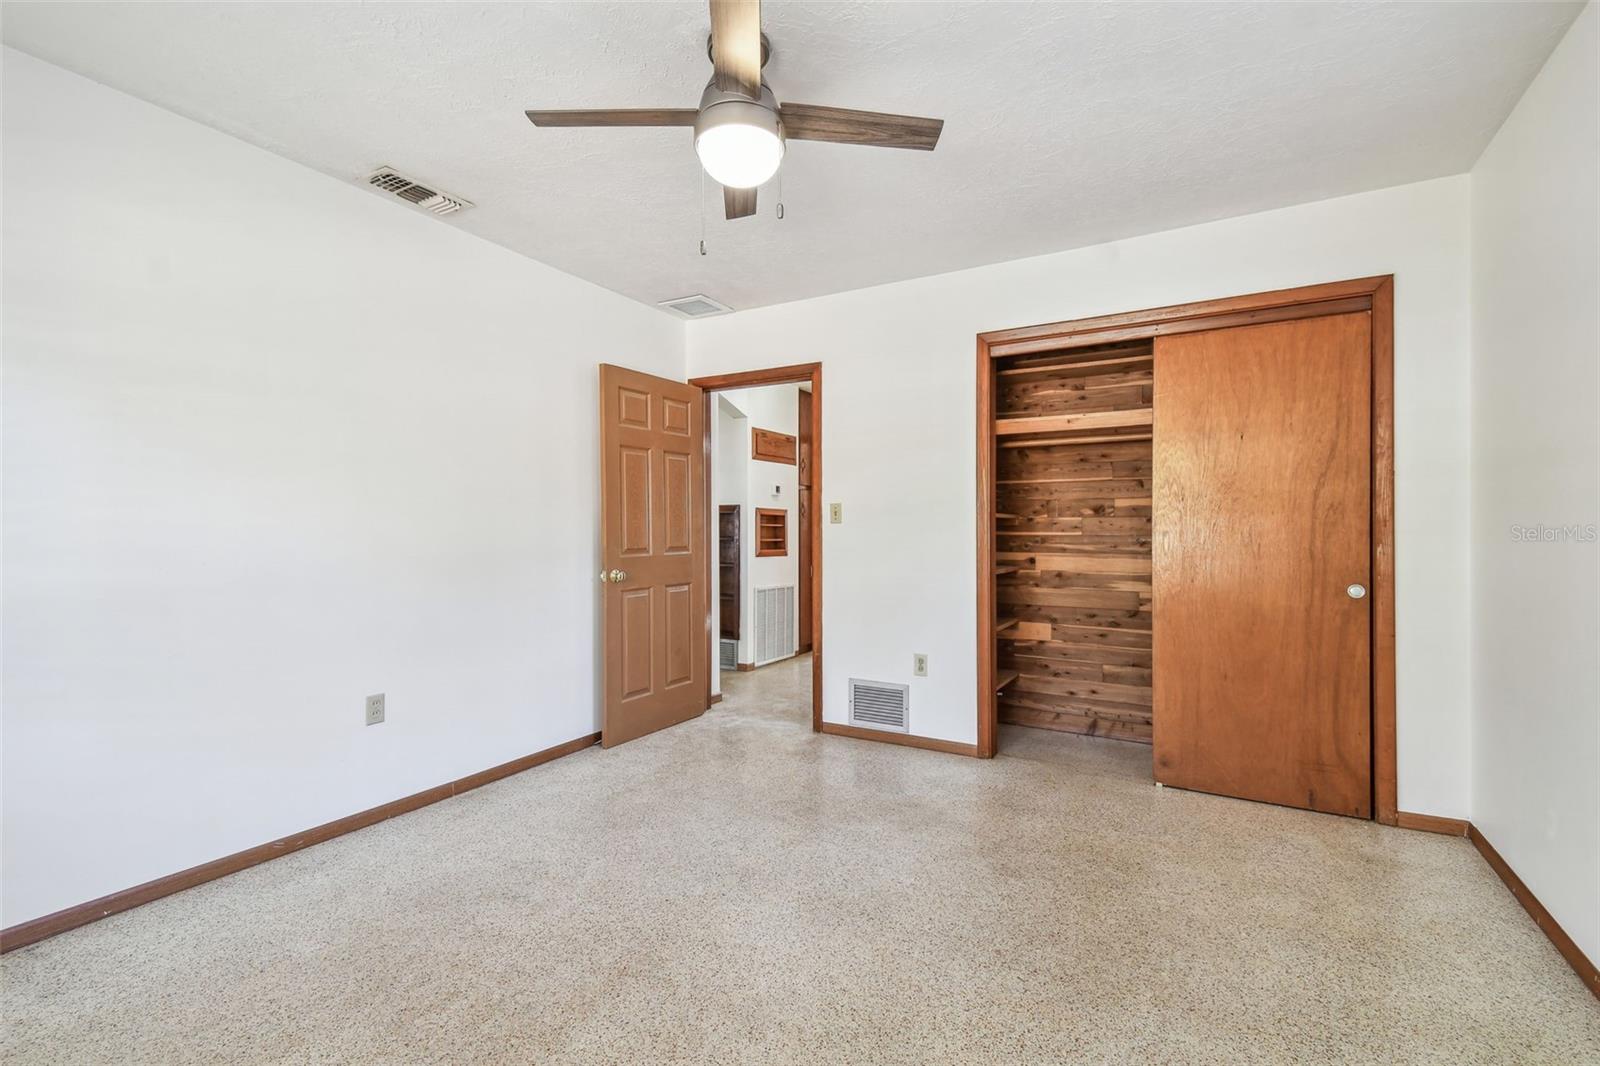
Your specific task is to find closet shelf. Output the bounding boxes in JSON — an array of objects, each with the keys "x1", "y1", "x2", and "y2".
[
  {"x1": 999, "y1": 432, "x2": 1152, "y2": 448},
  {"x1": 994, "y1": 565, "x2": 1021, "y2": 576},
  {"x1": 996, "y1": 616, "x2": 1020, "y2": 632},
  {"x1": 995, "y1": 671, "x2": 1020, "y2": 693},
  {"x1": 996, "y1": 353, "x2": 1153, "y2": 380},
  {"x1": 1001, "y1": 620, "x2": 1052, "y2": 642},
  {"x1": 994, "y1": 408, "x2": 1153, "y2": 437}
]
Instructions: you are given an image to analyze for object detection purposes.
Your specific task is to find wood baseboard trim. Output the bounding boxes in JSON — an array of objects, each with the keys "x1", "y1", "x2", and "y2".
[
  {"x1": 820, "y1": 722, "x2": 979, "y2": 757},
  {"x1": 708, "y1": 693, "x2": 723, "y2": 705},
  {"x1": 1468, "y1": 824, "x2": 1599, "y2": 1000},
  {"x1": 1395, "y1": 811, "x2": 1469, "y2": 836},
  {"x1": 735, "y1": 662, "x2": 755, "y2": 672},
  {"x1": 0, "y1": 731, "x2": 601, "y2": 955}
]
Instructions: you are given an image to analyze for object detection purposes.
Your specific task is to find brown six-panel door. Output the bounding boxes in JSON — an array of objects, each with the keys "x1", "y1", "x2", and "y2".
[
  {"x1": 599, "y1": 365, "x2": 708, "y2": 748},
  {"x1": 1152, "y1": 314, "x2": 1373, "y2": 817}
]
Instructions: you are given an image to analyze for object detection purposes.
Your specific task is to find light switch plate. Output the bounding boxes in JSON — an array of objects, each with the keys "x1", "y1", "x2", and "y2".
[
  {"x1": 829, "y1": 503, "x2": 842, "y2": 524},
  {"x1": 365, "y1": 693, "x2": 385, "y2": 726}
]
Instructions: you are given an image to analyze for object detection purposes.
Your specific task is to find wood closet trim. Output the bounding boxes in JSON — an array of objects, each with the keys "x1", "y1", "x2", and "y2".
[
  {"x1": 690, "y1": 362, "x2": 823, "y2": 733},
  {"x1": 974, "y1": 276, "x2": 1398, "y2": 829},
  {"x1": 980, "y1": 276, "x2": 1388, "y2": 355}
]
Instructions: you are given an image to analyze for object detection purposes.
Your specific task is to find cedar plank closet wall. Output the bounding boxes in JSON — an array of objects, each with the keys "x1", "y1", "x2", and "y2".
[{"x1": 992, "y1": 342, "x2": 1155, "y2": 741}]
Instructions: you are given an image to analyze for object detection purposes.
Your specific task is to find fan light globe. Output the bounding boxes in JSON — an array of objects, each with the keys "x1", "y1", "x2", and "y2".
[
  {"x1": 694, "y1": 82, "x2": 785, "y2": 190},
  {"x1": 695, "y1": 122, "x2": 784, "y2": 188}
]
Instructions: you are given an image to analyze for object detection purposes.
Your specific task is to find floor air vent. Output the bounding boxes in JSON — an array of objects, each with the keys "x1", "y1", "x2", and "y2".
[
  {"x1": 720, "y1": 639, "x2": 738, "y2": 671},
  {"x1": 365, "y1": 167, "x2": 474, "y2": 216},
  {"x1": 755, "y1": 585, "x2": 795, "y2": 666},
  {"x1": 849, "y1": 679, "x2": 910, "y2": 733}
]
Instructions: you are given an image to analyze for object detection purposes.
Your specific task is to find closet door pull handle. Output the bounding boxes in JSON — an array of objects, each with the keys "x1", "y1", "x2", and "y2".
[{"x1": 1346, "y1": 583, "x2": 1367, "y2": 599}]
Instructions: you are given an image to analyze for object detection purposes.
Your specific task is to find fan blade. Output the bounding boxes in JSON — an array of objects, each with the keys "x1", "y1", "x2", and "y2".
[
  {"x1": 780, "y1": 104, "x2": 943, "y2": 150},
  {"x1": 724, "y1": 185, "x2": 757, "y2": 220},
  {"x1": 525, "y1": 109, "x2": 697, "y2": 127},
  {"x1": 709, "y1": 0, "x2": 762, "y2": 100}
]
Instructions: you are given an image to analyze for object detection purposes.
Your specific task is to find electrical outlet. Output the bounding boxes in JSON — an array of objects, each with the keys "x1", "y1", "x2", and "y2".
[
  {"x1": 913, "y1": 653, "x2": 928, "y2": 677},
  {"x1": 365, "y1": 693, "x2": 385, "y2": 726},
  {"x1": 829, "y1": 502, "x2": 842, "y2": 524}
]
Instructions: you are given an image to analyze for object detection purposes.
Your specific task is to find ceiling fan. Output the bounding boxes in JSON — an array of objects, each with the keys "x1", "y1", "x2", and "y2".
[{"x1": 526, "y1": 0, "x2": 944, "y2": 220}]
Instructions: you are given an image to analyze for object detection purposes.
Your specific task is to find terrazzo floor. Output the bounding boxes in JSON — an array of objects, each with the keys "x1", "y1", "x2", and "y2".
[{"x1": 3, "y1": 653, "x2": 1596, "y2": 1063}]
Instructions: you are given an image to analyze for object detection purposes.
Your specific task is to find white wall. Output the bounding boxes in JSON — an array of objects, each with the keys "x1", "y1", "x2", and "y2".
[
  {"x1": 1469, "y1": 3, "x2": 1599, "y2": 966},
  {"x1": 712, "y1": 385, "x2": 800, "y2": 666},
  {"x1": 687, "y1": 176, "x2": 1474, "y2": 818},
  {"x1": 0, "y1": 51, "x2": 684, "y2": 926}
]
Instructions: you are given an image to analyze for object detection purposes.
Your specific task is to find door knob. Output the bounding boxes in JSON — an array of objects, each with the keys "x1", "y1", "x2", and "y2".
[
  {"x1": 1346, "y1": 583, "x2": 1367, "y2": 599},
  {"x1": 609, "y1": 569, "x2": 629, "y2": 584}
]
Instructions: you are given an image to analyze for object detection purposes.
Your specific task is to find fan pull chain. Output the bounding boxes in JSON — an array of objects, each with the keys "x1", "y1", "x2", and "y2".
[
  {"x1": 699, "y1": 170, "x2": 708, "y2": 256},
  {"x1": 776, "y1": 171, "x2": 785, "y2": 220}
]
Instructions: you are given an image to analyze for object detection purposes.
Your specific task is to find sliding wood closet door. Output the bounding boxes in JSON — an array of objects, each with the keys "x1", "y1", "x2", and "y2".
[{"x1": 1152, "y1": 313, "x2": 1372, "y2": 818}]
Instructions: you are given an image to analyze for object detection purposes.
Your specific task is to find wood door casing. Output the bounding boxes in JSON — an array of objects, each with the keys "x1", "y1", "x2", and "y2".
[
  {"x1": 600, "y1": 364, "x2": 707, "y2": 748},
  {"x1": 797, "y1": 388, "x2": 813, "y2": 653},
  {"x1": 718, "y1": 505, "x2": 740, "y2": 640},
  {"x1": 1152, "y1": 313, "x2": 1373, "y2": 817},
  {"x1": 690, "y1": 363, "x2": 823, "y2": 733}
]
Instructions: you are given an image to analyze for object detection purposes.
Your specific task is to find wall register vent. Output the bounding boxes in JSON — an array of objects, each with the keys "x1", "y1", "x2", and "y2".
[
  {"x1": 364, "y1": 167, "x2": 474, "y2": 216},
  {"x1": 755, "y1": 586, "x2": 795, "y2": 665},
  {"x1": 849, "y1": 679, "x2": 909, "y2": 733}
]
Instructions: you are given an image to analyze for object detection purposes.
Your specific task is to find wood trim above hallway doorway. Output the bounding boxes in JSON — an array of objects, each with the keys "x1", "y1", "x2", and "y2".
[
  {"x1": 975, "y1": 276, "x2": 1397, "y2": 826},
  {"x1": 689, "y1": 362, "x2": 823, "y2": 733}
]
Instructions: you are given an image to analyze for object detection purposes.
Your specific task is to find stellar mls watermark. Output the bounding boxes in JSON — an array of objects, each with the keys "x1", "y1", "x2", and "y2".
[{"x1": 1509, "y1": 523, "x2": 1598, "y2": 543}]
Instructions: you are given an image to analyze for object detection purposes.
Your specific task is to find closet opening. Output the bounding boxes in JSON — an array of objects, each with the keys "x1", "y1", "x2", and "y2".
[
  {"x1": 976, "y1": 277, "x2": 1398, "y2": 824},
  {"x1": 988, "y1": 340, "x2": 1155, "y2": 743}
]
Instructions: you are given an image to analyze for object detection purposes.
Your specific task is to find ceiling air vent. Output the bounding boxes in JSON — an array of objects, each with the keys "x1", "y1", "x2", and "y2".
[
  {"x1": 364, "y1": 167, "x2": 474, "y2": 216},
  {"x1": 658, "y1": 294, "x2": 733, "y2": 318},
  {"x1": 849, "y1": 679, "x2": 909, "y2": 734}
]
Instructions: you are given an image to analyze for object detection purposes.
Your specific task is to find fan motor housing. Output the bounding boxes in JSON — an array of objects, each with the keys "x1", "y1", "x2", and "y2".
[{"x1": 694, "y1": 81, "x2": 785, "y2": 145}]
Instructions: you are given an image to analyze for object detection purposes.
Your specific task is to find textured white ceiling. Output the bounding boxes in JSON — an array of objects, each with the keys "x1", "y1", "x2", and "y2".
[{"x1": 3, "y1": 2, "x2": 1581, "y2": 311}]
